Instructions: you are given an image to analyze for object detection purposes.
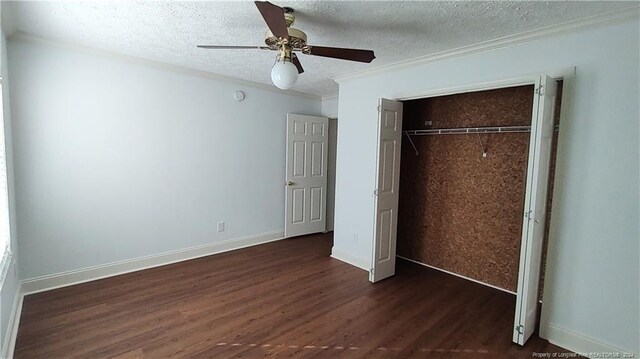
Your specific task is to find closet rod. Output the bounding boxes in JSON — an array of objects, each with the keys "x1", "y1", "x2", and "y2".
[{"x1": 403, "y1": 125, "x2": 535, "y2": 136}]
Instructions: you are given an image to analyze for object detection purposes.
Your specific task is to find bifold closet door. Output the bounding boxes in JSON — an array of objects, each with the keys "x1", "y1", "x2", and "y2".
[
  {"x1": 513, "y1": 75, "x2": 558, "y2": 345},
  {"x1": 370, "y1": 98, "x2": 403, "y2": 283}
]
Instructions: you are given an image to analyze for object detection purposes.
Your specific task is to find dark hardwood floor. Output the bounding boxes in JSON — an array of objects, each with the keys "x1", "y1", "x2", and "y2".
[{"x1": 15, "y1": 233, "x2": 570, "y2": 358}]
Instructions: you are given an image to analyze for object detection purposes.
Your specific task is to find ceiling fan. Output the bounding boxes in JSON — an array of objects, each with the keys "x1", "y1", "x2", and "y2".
[{"x1": 198, "y1": 1, "x2": 376, "y2": 90}]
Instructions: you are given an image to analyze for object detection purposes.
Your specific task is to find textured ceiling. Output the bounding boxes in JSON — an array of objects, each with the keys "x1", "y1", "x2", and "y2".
[{"x1": 2, "y1": 1, "x2": 635, "y2": 96}]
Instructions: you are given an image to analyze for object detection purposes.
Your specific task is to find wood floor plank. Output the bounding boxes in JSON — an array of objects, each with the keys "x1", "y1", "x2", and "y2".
[{"x1": 15, "y1": 233, "x2": 571, "y2": 358}]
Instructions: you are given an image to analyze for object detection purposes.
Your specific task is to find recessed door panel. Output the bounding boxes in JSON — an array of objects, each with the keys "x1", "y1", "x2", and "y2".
[
  {"x1": 377, "y1": 209, "x2": 393, "y2": 261},
  {"x1": 381, "y1": 140, "x2": 396, "y2": 194},
  {"x1": 312, "y1": 122, "x2": 325, "y2": 137},
  {"x1": 293, "y1": 141, "x2": 306, "y2": 177},
  {"x1": 291, "y1": 188, "x2": 305, "y2": 224},
  {"x1": 311, "y1": 142, "x2": 324, "y2": 177},
  {"x1": 294, "y1": 121, "x2": 307, "y2": 135},
  {"x1": 384, "y1": 111, "x2": 398, "y2": 130},
  {"x1": 310, "y1": 187, "x2": 323, "y2": 222}
]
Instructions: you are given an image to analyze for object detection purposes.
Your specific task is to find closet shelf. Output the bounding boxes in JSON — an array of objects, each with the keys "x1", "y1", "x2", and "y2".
[
  {"x1": 402, "y1": 125, "x2": 559, "y2": 156},
  {"x1": 403, "y1": 125, "x2": 532, "y2": 136}
]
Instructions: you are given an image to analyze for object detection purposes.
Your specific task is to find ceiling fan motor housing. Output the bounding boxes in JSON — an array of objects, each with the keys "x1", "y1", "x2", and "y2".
[{"x1": 264, "y1": 13, "x2": 307, "y2": 50}]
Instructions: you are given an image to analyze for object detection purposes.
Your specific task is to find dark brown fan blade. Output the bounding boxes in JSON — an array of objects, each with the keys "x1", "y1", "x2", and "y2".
[
  {"x1": 306, "y1": 46, "x2": 375, "y2": 63},
  {"x1": 197, "y1": 45, "x2": 270, "y2": 50},
  {"x1": 291, "y1": 53, "x2": 304, "y2": 74},
  {"x1": 254, "y1": 1, "x2": 289, "y2": 40}
]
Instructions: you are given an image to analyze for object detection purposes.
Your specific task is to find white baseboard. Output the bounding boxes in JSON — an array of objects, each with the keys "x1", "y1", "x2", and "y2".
[
  {"x1": 544, "y1": 324, "x2": 635, "y2": 356},
  {"x1": 21, "y1": 230, "x2": 285, "y2": 295},
  {"x1": 397, "y1": 255, "x2": 516, "y2": 295},
  {"x1": 2, "y1": 283, "x2": 23, "y2": 359},
  {"x1": 330, "y1": 247, "x2": 369, "y2": 271}
]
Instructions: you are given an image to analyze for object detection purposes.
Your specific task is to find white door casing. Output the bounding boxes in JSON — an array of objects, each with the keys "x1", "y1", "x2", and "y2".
[
  {"x1": 513, "y1": 75, "x2": 558, "y2": 345},
  {"x1": 285, "y1": 114, "x2": 329, "y2": 238},
  {"x1": 326, "y1": 119, "x2": 338, "y2": 232},
  {"x1": 370, "y1": 99, "x2": 403, "y2": 283}
]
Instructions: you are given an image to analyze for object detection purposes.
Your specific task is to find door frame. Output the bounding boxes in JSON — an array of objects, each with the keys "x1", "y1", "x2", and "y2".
[
  {"x1": 326, "y1": 117, "x2": 338, "y2": 232},
  {"x1": 384, "y1": 66, "x2": 575, "y2": 342}
]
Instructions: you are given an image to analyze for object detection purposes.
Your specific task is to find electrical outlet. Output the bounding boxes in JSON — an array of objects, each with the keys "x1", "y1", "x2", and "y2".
[
  {"x1": 217, "y1": 221, "x2": 225, "y2": 232},
  {"x1": 352, "y1": 233, "x2": 359, "y2": 243}
]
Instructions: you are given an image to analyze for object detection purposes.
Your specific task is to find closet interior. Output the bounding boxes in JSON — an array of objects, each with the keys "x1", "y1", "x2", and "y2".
[{"x1": 397, "y1": 83, "x2": 562, "y2": 297}]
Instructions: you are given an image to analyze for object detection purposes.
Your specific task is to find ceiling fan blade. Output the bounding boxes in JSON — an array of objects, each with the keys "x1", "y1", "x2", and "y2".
[
  {"x1": 197, "y1": 45, "x2": 270, "y2": 50},
  {"x1": 305, "y1": 46, "x2": 375, "y2": 63},
  {"x1": 254, "y1": 1, "x2": 289, "y2": 40},
  {"x1": 291, "y1": 53, "x2": 304, "y2": 74}
]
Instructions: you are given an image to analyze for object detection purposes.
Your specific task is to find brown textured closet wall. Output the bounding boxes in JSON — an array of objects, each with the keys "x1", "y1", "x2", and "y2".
[{"x1": 397, "y1": 86, "x2": 534, "y2": 292}]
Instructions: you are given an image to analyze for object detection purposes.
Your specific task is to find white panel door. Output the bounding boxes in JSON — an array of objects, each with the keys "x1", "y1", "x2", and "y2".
[
  {"x1": 285, "y1": 114, "x2": 329, "y2": 238},
  {"x1": 370, "y1": 99, "x2": 403, "y2": 283},
  {"x1": 513, "y1": 75, "x2": 558, "y2": 345}
]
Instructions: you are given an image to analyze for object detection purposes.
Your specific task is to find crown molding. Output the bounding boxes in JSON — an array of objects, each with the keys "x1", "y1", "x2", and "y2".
[
  {"x1": 333, "y1": 6, "x2": 640, "y2": 84},
  {"x1": 9, "y1": 31, "x2": 322, "y2": 100}
]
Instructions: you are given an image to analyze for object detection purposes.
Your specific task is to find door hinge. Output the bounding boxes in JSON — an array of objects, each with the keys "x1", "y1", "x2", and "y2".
[
  {"x1": 535, "y1": 85, "x2": 544, "y2": 96},
  {"x1": 525, "y1": 210, "x2": 533, "y2": 221},
  {"x1": 516, "y1": 325, "x2": 524, "y2": 335},
  {"x1": 373, "y1": 189, "x2": 379, "y2": 197},
  {"x1": 370, "y1": 268, "x2": 374, "y2": 275},
  {"x1": 377, "y1": 105, "x2": 382, "y2": 113}
]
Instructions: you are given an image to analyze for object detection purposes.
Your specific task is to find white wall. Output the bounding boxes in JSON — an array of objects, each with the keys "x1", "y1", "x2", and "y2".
[
  {"x1": 8, "y1": 36, "x2": 321, "y2": 280},
  {"x1": 0, "y1": 29, "x2": 20, "y2": 352},
  {"x1": 334, "y1": 20, "x2": 639, "y2": 354},
  {"x1": 322, "y1": 95, "x2": 338, "y2": 118}
]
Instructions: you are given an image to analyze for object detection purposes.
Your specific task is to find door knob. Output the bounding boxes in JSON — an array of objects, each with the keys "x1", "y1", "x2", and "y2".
[{"x1": 285, "y1": 181, "x2": 294, "y2": 186}]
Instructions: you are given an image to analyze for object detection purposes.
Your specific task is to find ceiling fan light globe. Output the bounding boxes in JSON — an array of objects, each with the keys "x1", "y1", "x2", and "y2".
[{"x1": 271, "y1": 60, "x2": 298, "y2": 90}]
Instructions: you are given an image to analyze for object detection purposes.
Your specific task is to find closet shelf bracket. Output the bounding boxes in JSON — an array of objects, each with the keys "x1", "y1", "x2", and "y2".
[{"x1": 405, "y1": 133, "x2": 419, "y2": 156}]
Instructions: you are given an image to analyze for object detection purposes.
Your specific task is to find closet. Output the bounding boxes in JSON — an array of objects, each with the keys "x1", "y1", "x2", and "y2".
[{"x1": 387, "y1": 80, "x2": 562, "y2": 344}]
